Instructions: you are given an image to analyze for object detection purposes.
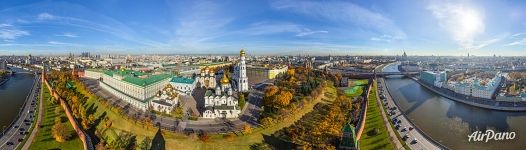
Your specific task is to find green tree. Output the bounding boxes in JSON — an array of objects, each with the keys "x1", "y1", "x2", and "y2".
[
  {"x1": 238, "y1": 93, "x2": 246, "y2": 109},
  {"x1": 137, "y1": 136, "x2": 152, "y2": 150},
  {"x1": 52, "y1": 123, "x2": 71, "y2": 142},
  {"x1": 109, "y1": 131, "x2": 136, "y2": 150},
  {"x1": 171, "y1": 105, "x2": 184, "y2": 119}
]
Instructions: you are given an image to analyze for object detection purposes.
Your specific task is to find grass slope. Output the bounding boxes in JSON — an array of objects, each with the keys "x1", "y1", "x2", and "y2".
[
  {"x1": 359, "y1": 82, "x2": 395, "y2": 150},
  {"x1": 29, "y1": 84, "x2": 82, "y2": 150}
]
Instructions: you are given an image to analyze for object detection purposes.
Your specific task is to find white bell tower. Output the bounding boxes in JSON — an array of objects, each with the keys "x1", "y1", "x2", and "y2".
[{"x1": 237, "y1": 49, "x2": 249, "y2": 92}]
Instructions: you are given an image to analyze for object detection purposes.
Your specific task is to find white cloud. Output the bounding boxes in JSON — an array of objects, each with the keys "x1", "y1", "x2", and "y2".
[
  {"x1": 0, "y1": 24, "x2": 30, "y2": 40},
  {"x1": 168, "y1": 1, "x2": 235, "y2": 51},
  {"x1": 0, "y1": 24, "x2": 12, "y2": 28},
  {"x1": 241, "y1": 22, "x2": 327, "y2": 37},
  {"x1": 48, "y1": 41, "x2": 82, "y2": 46},
  {"x1": 55, "y1": 32, "x2": 78, "y2": 38},
  {"x1": 370, "y1": 34, "x2": 403, "y2": 42},
  {"x1": 296, "y1": 29, "x2": 328, "y2": 37},
  {"x1": 506, "y1": 38, "x2": 526, "y2": 46},
  {"x1": 271, "y1": 0, "x2": 406, "y2": 39},
  {"x1": 37, "y1": 12, "x2": 56, "y2": 20},
  {"x1": 428, "y1": 3, "x2": 489, "y2": 50},
  {"x1": 511, "y1": 33, "x2": 526, "y2": 37}
]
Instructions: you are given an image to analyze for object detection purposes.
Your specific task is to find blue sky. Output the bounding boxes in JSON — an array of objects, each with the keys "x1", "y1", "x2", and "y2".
[{"x1": 0, "y1": 0, "x2": 525, "y2": 56}]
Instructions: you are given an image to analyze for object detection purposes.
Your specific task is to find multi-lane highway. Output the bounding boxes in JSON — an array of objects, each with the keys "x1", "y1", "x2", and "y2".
[{"x1": 378, "y1": 78, "x2": 445, "y2": 150}]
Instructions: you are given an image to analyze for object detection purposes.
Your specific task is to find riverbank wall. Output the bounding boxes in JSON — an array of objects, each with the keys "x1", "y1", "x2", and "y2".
[
  {"x1": 411, "y1": 77, "x2": 526, "y2": 111},
  {"x1": 0, "y1": 75, "x2": 35, "y2": 139},
  {"x1": 382, "y1": 78, "x2": 450, "y2": 150}
]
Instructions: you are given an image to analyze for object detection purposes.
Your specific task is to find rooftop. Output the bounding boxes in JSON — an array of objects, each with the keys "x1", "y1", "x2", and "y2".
[
  {"x1": 170, "y1": 76, "x2": 195, "y2": 84},
  {"x1": 104, "y1": 69, "x2": 171, "y2": 87}
]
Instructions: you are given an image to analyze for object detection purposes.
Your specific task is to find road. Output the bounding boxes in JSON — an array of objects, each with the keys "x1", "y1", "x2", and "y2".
[
  {"x1": 0, "y1": 74, "x2": 40, "y2": 150},
  {"x1": 378, "y1": 78, "x2": 443, "y2": 150},
  {"x1": 22, "y1": 76, "x2": 44, "y2": 150}
]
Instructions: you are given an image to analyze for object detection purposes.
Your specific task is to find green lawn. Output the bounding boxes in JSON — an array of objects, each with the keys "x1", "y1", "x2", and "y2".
[
  {"x1": 344, "y1": 86, "x2": 364, "y2": 97},
  {"x1": 29, "y1": 84, "x2": 83, "y2": 150},
  {"x1": 359, "y1": 81, "x2": 395, "y2": 150},
  {"x1": 72, "y1": 80, "x2": 335, "y2": 150},
  {"x1": 349, "y1": 79, "x2": 369, "y2": 86}
]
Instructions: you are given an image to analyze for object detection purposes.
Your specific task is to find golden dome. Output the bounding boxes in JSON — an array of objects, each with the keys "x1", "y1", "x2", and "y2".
[
  {"x1": 201, "y1": 66, "x2": 209, "y2": 73},
  {"x1": 220, "y1": 73, "x2": 230, "y2": 84},
  {"x1": 240, "y1": 49, "x2": 245, "y2": 56}
]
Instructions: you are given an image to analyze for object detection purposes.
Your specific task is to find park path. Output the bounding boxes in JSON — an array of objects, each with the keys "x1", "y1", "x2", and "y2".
[{"x1": 21, "y1": 79, "x2": 44, "y2": 150}]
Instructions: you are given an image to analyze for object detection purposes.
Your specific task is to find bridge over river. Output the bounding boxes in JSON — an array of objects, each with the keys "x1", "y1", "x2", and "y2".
[{"x1": 329, "y1": 68, "x2": 419, "y2": 78}]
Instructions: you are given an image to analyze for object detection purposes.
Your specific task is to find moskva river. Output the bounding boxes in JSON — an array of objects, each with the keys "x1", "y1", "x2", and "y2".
[
  {"x1": 0, "y1": 68, "x2": 35, "y2": 131},
  {"x1": 383, "y1": 63, "x2": 526, "y2": 149}
]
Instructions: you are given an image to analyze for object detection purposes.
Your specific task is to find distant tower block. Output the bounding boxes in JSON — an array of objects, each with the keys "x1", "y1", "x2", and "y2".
[{"x1": 235, "y1": 49, "x2": 249, "y2": 92}]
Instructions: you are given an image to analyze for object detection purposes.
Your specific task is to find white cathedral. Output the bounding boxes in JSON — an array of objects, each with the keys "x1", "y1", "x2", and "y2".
[{"x1": 201, "y1": 49, "x2": 249, "y2": 119}]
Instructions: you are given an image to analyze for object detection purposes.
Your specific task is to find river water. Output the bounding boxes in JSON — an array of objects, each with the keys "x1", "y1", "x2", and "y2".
[
  {"x1": 0, "y1": 68, "x2": 34, "y2": 131},
  {"x1": 383, "y1": 63, "x2": 526, "y2": 149}
]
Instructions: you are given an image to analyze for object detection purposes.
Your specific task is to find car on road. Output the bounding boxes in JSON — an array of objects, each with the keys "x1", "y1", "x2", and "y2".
[
  {"x1": 412, "y1": 138, "x2": 418, "y2": 144},
  {"x1": 19, "y1": 128, "x2": 25, "y2": 131},
  {"x1": 14, "y1": 125, "x2": 19, "y2": 128},
  {"x1": 6, "y1": 142, "x2": 14, "y2": 146},
  {"x1": 409, "y1": 126, "x2": 414, "y2": 130}
]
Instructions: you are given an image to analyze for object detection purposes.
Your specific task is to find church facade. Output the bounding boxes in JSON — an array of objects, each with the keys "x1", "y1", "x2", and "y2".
[
  {"x1": 202, "y1": 73, "x2": 240, "y2": 118},
  {"x1": 201, "y1": 49, "x2": 250, "y2": 119},
  {"x1": 197, "y1": 66, "x2": 216, "y2": 88}
]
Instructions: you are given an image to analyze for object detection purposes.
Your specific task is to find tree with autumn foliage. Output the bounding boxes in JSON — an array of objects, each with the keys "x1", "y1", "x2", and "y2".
[{"x1": 52, "y1": 122, "x2": 72, "y2": 142}]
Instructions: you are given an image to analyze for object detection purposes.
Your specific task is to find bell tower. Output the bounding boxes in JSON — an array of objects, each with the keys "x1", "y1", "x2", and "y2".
[{"x1": 237, "y1": 49, "x2": 249, "y2": 92}]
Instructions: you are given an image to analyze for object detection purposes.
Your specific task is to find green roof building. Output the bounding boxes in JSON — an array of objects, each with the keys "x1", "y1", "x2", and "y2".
[
  {"x1": 98, "y1": 69, "x2": 172, "y2": 111},
  {"x1": 339, "y1": 121, "x2": 358, "y2": 150}
]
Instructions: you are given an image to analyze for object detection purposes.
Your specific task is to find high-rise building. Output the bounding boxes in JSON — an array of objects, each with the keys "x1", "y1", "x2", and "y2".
[
  {"x1": 0, "y1": 59, "x2": 7, "y2": 70},
  {"x1": 81, "y1": 52, "x2": 90, "y2": 58},
  {"x1": 234, "y1": 49, "x2": 249, "y2": 92},
  {"x1": 25, "y1": 54, "x2": 32, "y2": 64}
]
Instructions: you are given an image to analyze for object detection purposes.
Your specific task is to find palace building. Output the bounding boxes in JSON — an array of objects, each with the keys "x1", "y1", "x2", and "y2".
[
  {"x1": 98, "y1": 68, "x2": 172, "y2": 111},
  {"x1": 169, "y1": 76, "x2": 196, "y2": 95}
]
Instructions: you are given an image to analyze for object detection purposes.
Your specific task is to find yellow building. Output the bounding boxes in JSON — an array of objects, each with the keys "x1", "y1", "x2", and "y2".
[{"x1": 267, "y1": 65, "x2": 288, "y2": 79}]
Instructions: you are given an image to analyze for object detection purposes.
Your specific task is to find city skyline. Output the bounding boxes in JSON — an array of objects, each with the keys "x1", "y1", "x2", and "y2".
[{"x1": 0, "y1": 0, "x2": 525, "y2": 56}]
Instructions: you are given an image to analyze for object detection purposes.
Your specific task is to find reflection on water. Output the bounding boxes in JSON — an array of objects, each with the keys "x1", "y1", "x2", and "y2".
[
  {"x1": 0, "y1": 69, "x2": 34, "y2": 130},
  {"x1": 383, "y1": 64, "x2": 526, "y2": 150}
]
